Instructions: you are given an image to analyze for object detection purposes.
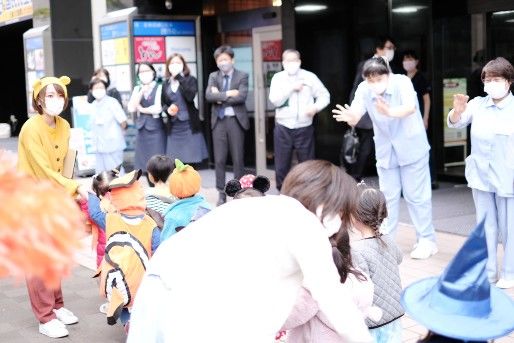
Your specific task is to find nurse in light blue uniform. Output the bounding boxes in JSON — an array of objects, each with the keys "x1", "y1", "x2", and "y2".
[
  {"x1": 448, "y1": 57, "x2": 514, "y2": 288},
  {"x1": 333, "y1": 57, "x2": 436, "y2": 259}
]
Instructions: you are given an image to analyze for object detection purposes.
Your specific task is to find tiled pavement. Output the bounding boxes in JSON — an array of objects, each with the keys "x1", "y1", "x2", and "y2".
[{"x1": 2, "y1": 137, "x2": 514, "y2": 342}]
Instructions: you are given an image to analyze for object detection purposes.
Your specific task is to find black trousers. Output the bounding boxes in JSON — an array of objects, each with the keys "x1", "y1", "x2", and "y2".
[
  {"x1": 342, "y1": 127, "x2": 374, "y2": 182},
  {"x1": 212, "y1": 116, "x2": 245, "y2": 191},
  {"x1": 274, "y1": 124, "x2": 315, "y2": 190}
]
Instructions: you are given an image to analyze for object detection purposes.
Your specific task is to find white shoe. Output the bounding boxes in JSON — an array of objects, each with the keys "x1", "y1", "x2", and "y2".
[
  {"x1": 39, "y1": 318, "x2": 69, "y2": 338},
  {"x1": 53, "y1": 307, "x2": 79, "y2": 325},
  {"x1": 410, "y1": 239, "x2": 438, "y2": 259},
  {"x1": 496, "y1": 279, "x2": 514, "y2": 289},
  {"x1": 99, "y1": 302, "x2": 108, "y2": 314}
]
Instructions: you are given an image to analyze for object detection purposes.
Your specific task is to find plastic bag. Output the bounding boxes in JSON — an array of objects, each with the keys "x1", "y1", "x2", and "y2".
[{"x1": 342, "y1": 127, "x2": 360, "y2": 164}]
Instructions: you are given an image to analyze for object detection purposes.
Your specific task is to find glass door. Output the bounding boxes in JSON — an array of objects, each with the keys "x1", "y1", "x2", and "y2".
[{"x1": 252, "y1": 24, "x2": 282, "y2": 175}]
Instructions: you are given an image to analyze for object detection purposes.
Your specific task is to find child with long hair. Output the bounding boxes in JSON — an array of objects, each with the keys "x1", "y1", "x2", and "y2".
[
  {"x1": 351, "y1": 183, "x2": 404, "y2": 343},
  {"x1": 281, "y1": 236, "x2": 382, "y2": 342}
]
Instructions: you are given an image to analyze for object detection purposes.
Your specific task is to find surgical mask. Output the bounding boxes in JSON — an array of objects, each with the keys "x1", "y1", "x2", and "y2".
[
  {"x1": 44, "y1": 98, "x2": 65, "y2": 116},
  {"x1": 402, "y1": 60, "x2": 417, "y2": 72},
  {"x1": 385, "y1": 49, "x2": 395, "y2": 62},
  {"x1": 316, "y1": 206, "x2": 342, "y2": 237},
  {"x1": 169, "y1": 63, "x2": 184, "y2": 77},
  {"x1": 92, "y1": 88, "x2": 106, "y2": 100},
  {"x1": 484, "y1": 80, "x2": 509, "y2": 100},
  {"x1": 368, "y1": 80, "x2": 388, "y2": 95},
  {"x1": 283, "y1": 61, "x2": 301, "y2": 75},
  {"x1": 139, "y1": 72, "x2": 154, "y2": 85},
  {"x1": 217, "y1": 61, "x2": 233, "y2": 73}
]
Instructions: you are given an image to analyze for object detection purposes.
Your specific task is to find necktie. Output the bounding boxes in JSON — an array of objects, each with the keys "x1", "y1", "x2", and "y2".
[{"x1": 218, "y1": 75, "x2": 230, "y2": 119}]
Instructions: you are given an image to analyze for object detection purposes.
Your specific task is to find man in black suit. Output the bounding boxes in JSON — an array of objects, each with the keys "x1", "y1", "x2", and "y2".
[{"x1": 205, "y1": 45, "x2": 249, "y2": 205}]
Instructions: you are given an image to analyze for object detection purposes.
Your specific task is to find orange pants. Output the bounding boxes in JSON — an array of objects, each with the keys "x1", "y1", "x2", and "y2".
[{"x1": 26, "y1": 277, "x2": 64, "y2": 323}]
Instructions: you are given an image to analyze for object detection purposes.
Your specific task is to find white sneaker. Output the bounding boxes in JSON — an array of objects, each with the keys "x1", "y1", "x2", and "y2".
[
  {"x1": 53, "y1": 307, "x2": 79, "y2": 325},
  {"x1": 99, "y1": 302, "x2": 108, "y2": 314},
  {"x1": 410, "y1": 239, "x2": 438, "y2": 259},
  {"x1": 39, "y1": 318, "x2": 69, "y2": 338},
  {"x1": 496, "y1": 279, "x2": 514, "y2": 289}
]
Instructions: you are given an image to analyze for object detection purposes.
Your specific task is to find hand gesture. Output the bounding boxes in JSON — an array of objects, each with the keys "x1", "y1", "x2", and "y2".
[
  {"x1": 168, "y1": 104, "x2": 179, "y2": 116},
  {"x1": 332, "y1": 104, "x2": 358, "y2": 125},
  {"x1": 453, "y1": 94, "x2": 469, "y2": 114},
  {"x1": 375, "y1": 97, "x2": 390, "y2": 116},
  {"x1": 211, "y1": 86, "x2": 219, "y2": 94}
]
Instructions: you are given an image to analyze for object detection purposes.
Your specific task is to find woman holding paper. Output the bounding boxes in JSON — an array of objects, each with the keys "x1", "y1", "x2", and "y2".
[{"x1": 17, "y1": 76, "x2": 88, "y2": 338}]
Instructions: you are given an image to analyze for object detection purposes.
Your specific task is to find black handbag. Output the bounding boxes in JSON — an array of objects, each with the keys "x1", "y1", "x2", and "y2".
[{"x1": 342, "y1": 127, "x2": 360, "y2": 164}]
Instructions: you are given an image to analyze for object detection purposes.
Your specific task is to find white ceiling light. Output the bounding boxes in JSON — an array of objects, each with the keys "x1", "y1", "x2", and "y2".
[
  {"x1": 493, "y1": 10, "x2": 514, "y2": 15},
  {"x1": 392, "y1": 5, "x2": 427, "y2": 14},
  {"x1": 506, "y1": 19, "x2": 514, "y2": 23},
  {"x1": 295, "y1": 4, "x2": 328, "y2": 12}
]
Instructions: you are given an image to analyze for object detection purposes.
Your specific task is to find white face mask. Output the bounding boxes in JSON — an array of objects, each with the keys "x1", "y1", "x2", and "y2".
[
  {"x1": 316, "y1": 205, "x2": 343, "y2": 237},
  {"x1": 403, "y1": 60, "x2": 417, "y2": 72},
  {"x1": 217, "y1": 61, "x2": 233, "y2": 73},
  {"x1": 385, "y1": 49, "x2": 395, "y2": 62},
  {"x1": 169, "y1": 63, "x2": 184, "y2": 77},
  {"x1": 92, "y1": 88, "x2": 106, "y2": 100},
  {"x1": 368, "y1": 79, "x2": 388, "y2": 95},
  {"x1": 283, "y1": 61, "x2": 301, "y2": 75},
  {"x1": 139, "y1": 72, "x2": 154, "y2": 85},
  {"x1": 484, "y1": 80, "x2": 509, "y2": 100},
  {"x1": 44, "y1": 98, "x2": 65, "y2": 116}
]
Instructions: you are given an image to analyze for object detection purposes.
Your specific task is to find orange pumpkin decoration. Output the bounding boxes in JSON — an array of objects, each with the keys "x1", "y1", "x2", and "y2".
[
  {"x1": 169, "y1": 159, "x2": 201, "y2": 199},
  {"x1": 0, "y1": 149, "x2": 83, "y2": 288}
]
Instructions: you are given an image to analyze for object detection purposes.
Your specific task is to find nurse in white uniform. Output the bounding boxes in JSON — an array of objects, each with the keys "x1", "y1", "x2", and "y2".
[
  {"x1": 448, "y1": 57, "x2": 514, "y2": 288},
  {"x1": 332, "y1": 57, "x2": 436, "y2": 259}
]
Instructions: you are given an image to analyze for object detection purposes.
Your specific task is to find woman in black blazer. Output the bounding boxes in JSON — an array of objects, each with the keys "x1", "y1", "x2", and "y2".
[{"x1": 162, "y1": 53, "x2": 207, "y2": 165}]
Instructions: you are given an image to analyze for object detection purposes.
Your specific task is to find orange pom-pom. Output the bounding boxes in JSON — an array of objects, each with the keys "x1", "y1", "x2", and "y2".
[{"x1": 0, "y1": 150, "x2": 84, "y2": 288}]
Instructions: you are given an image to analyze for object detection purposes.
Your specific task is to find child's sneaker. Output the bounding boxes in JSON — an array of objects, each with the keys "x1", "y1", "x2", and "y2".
[
  {"x1": 53, "y1": 307, "x2": 79, "y2": 325},
  {"x1": 99, "y1": 302, "x2": 108, "y2": 314},
  {"x1": 39, "y1": 318, "x2": 69, "y2": 338}
]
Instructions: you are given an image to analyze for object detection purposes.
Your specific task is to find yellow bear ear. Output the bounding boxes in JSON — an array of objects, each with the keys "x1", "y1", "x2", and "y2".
[
  {"x1": 32, "y1": 79, "x2": 42, "y2": 89},
  {"x1": 59, "y1": 76, "x2": 71, "y2": 85}
]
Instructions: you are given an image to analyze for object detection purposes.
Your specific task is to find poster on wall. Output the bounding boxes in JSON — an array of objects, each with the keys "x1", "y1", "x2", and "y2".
[
  {"x1": 24, "y1": 35, "x2": 45, "y2": 115},
  {"x1": 132, "y1": 19, "x2": 199, "y2": 103},
  {"x1": 0, "y1": 0, "x2": 32, "y2": 27},
  {"x1": 443, "y1": 78, "x2": 468, "y2": 143},
  {"x1": 134, "y1": 36, "x2": 166, "y2": 63},
  {"x1": 261, "y1": 40, "x2": 283, "y2": 111},
  {"x1": 71, "y1": 96, "x2": 96, "y2": 176}
]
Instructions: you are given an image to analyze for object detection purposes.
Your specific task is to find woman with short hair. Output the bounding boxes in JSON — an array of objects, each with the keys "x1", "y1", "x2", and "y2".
[{"x1": 448, "y1": 57, "x2": 514, "y2": 288}]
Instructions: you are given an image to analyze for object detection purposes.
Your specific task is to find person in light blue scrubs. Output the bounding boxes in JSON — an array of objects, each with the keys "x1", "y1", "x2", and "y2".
[
  {"x1": 332, "y1": 57, "x2": 436, "y2": 260},
  {"x1": 448, "y1": 57, "x2": 514, "y2": 288}
]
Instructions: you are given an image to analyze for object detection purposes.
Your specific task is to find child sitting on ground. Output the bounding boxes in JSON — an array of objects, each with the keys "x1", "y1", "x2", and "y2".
[
  {"x1": 145, "y1": 155, "x2": 176, "y2": 215},
  {"x1": 160, "y1": 159, "x2": 211, "y2": 242},
  {"x1": 88, "y1": 169, "x2": 160, "y2": 332},
  {"x1": 350, "y1": 183, "x2": 404, "y2": 343}
]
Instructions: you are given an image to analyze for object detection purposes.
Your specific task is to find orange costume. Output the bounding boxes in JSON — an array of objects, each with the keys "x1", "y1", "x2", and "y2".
[{"x1": 95, "y1": 170, "x2": 158, "y2": 325}]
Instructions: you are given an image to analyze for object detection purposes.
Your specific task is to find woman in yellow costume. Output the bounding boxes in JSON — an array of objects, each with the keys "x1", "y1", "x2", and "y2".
[{"x1": 16, "y1": 76, "x2": 88, "y2": 339}]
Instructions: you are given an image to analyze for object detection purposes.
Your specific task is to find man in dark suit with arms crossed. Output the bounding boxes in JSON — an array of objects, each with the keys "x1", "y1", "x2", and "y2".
[{"x1": 206, "y1": 45, "x2": 249, "y2": 205}]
